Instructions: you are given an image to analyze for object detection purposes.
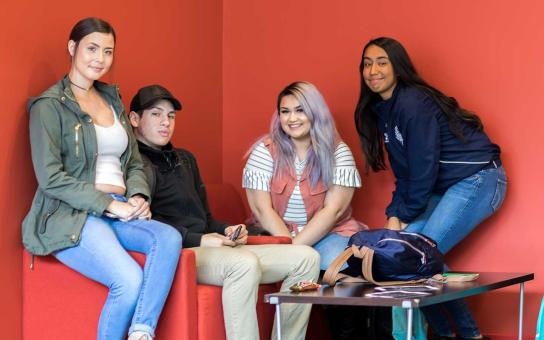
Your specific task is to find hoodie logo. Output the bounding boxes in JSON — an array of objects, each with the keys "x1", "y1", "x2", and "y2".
[{"x1": 394, "y1": 126, "x2": 403, "y2": 145}]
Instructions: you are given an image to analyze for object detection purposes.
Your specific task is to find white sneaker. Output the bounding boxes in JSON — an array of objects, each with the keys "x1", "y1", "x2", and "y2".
[{"x1": 128, "y1": 331, "x2": 152, "y2": 340}]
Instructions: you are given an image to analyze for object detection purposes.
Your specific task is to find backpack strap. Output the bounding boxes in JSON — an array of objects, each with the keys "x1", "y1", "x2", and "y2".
[
  {"x1": 360, "y1": 246, "x2": 377, "y2": 284},
  {"x1": 323, "y1": 248, "x2": 354, "y2": 287}
]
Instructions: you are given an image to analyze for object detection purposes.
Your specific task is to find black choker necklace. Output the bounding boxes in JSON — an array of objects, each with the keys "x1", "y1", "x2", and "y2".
[{"x1": 69, "y1": 78, "x2": 92, "y2": 91}]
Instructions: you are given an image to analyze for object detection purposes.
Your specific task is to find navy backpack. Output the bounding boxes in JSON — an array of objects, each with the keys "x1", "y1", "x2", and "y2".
[{"x1": 324, "y1": 229, "x2": 444, "y2": 286}]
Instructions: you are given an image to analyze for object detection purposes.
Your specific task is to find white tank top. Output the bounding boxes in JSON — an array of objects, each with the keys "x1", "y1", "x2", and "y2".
[{"x1": 94, "y1": 107, "x2": 128, "y2": 189}]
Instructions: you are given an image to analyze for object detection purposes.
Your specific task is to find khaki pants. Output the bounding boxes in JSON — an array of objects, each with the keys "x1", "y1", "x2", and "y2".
[{"x1": 190, "y1": 244, "x2": 320, "y2": 340}]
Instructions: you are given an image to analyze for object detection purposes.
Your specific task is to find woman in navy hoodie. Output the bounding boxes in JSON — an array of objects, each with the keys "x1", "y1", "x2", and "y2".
[{"x1": 354, "y1": 37, "x2": 506, "y2": 340}]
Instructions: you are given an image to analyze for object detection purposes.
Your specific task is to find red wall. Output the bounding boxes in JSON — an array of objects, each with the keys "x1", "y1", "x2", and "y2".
[
  {"x1": 0, "y1": 1, "x2": 222, "y2": 338},
  {"x1": 3, "y1": 0, "x2": 544, "y2": 338},
  {"x1": 222, "y1": 0, "x2": 544, "y2": 338}
]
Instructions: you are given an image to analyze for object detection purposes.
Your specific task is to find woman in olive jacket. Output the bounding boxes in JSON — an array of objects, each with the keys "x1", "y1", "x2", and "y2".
[{"x1": 23, "y1": 18, "x2": 181, "y2": 340}]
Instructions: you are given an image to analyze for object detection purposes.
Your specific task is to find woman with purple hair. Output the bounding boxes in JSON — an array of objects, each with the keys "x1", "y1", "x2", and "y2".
[{"x1": 243, "y1": 81, "x2": 367, "y2": 270}]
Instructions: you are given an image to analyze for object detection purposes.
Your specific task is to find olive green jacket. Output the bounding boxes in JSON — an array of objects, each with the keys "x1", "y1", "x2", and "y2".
[{"x1": 23, "y1": 76, "x2": 150, "y2": 255}]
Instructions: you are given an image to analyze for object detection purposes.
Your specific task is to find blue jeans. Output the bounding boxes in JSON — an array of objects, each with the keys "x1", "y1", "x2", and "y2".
[
  {"x1": 313, "y1": 232, "x2": 350, "y2": 270},
  {"x1": 405, "y1": 166, "x2": 507, "y2": 337},
  {"x1": 54, "y1": 201, "x2": 182, "y2": 340}
]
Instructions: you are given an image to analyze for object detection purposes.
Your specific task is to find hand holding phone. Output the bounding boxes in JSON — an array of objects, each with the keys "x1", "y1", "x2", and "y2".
[{"x1": 229, "y1": 225, "x2": 243, "y2": 241}]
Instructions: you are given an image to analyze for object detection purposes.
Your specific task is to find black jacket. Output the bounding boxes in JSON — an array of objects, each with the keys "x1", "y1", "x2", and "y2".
[
  {"x1": 372, "y1": 82, "x2": 501, "y2": 223},
  {"x1": 139, "y1": 141, "x2": 227, "y2": 247}
]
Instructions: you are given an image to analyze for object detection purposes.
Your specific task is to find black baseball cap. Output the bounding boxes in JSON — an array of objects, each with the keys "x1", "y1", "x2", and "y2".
[{"x1": 130, "y1": 85, "x2": 182, "y2": 112}]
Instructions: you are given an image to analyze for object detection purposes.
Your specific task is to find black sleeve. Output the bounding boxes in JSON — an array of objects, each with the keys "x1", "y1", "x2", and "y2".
[
  {"x1": 153, "y1": 213, "x2": 205, "y2": 248},
  {"x1": 184, "y1": 150, "x2": 229, "y2": 235}
]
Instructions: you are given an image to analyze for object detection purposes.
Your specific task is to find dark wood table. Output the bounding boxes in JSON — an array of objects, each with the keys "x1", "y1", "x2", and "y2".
[{"x1": 266, "y1": 272, "x2": 534, "y2": 340}]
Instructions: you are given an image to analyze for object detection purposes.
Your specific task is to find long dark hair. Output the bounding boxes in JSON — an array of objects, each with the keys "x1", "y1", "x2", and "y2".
[
  {"x1": 354, "y1": 37, "x2": 483, "y2": 172},
  {"x1": 69, "y1": 17, "x2": 116, "y2": 48}
]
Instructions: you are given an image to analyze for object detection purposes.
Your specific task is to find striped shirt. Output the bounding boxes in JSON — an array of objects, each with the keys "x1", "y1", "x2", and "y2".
[{"x1": 243, "y1": 142, "x2": 361, "y2": 231}]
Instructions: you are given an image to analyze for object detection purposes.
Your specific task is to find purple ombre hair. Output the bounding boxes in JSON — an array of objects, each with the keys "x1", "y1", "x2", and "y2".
[{"x1": 269, "y1": 81, "x2": 339, "y2": 188}]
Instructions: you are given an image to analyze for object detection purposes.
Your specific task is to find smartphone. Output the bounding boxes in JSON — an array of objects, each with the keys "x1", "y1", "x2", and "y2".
[{"x1": 230, "y1": 225, "x2": 242, "y2": 241}]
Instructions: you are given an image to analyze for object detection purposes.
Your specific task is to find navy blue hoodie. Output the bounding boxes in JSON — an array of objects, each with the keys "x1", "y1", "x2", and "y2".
[{"x1": 372, "y1": 82, "x2": 500, "y2": 223}]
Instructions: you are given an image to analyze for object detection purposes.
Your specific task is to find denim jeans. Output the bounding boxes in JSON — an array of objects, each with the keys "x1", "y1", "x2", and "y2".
[
  {"x1": 54, "y1": 197, "x2": 182, "y2": 340},
  {"x1": 313, "y1": 232, "x2": 350, "y2": 270},
  {"x1": 404, "y1": 166, "x2": 507, "y2": 337}
]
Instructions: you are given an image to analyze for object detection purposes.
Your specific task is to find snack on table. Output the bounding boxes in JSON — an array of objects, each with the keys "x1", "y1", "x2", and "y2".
[{"x1": 289, "y1": 280, "x2": 321, "y2": 292}]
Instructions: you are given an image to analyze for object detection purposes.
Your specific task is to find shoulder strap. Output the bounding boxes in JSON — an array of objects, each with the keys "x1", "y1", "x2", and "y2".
[{"x1": 323, "y1": 248, "x2": 355, "y2": 286}]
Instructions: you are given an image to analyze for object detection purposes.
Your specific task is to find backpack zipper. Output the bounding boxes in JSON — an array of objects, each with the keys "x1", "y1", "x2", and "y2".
[
  {"x1": 399, "y1": 232, "x2": 436, "y2": 247},
  {"x1": 377, "y1": 238, "x2": 426, "y2": 264}
]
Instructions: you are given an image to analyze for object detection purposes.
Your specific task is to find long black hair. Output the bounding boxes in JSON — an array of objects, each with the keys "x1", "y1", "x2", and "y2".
[{"x1": 354, "y1": 37, "x2": 483, "y2": 172}]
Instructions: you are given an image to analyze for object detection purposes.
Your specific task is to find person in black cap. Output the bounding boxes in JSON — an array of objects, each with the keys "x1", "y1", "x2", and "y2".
[{"x1": 129, "y1": 85, "x2": 320, "y2": 340}]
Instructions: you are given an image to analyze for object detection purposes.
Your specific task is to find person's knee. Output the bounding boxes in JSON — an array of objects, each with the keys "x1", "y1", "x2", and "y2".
[
  {"x1": 111, "y1": 264, "x2": 143, "y2": 306},
  {"x1": 314, "y1": 241, "x2": 340, "y2": 270},
  {"x1": 300, "y1": 245, "x2": 320, "y2": 265},
  {"x1": 165, "y1": 226, "x2": 183, "y2": 252},
  {"x1": 229, "y1": 251, "x2": 261, "y2": 284},
  {"x1": 294, "y1": 245, "x2": 321, "y2": 278},
  {"x1": 155, "y1": 222, "x2": 183, "y2": 253}
]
